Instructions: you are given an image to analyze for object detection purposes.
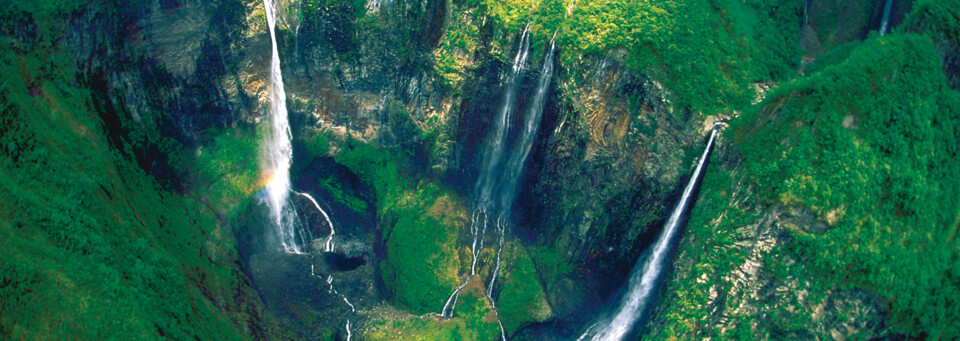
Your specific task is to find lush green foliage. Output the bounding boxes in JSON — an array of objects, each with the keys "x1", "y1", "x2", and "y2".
[
  {"x1": 560, "y1": 0, "x2": 800, "y2": 112},
  {"x1": 365, "y1": 280, "x2": 500, "y2": 340},
  {"x1": 439, "y1": 0, "x2": 800, "y2": 113},
  {"x1": 0, "y1": 14, "x2": 253, "y2": 340},
  {"x1": 496, "y1": 242, "x2": 552, "y2": 336},
  {"x1": 730, "y1": 34, "x2": 960, "y2": 338},
  {"x1": 309, "y1": 134, "x2": 463, "y2": 314},
  {"x1": 903, "y1": 0, "x2": 960, "y2": 46}
]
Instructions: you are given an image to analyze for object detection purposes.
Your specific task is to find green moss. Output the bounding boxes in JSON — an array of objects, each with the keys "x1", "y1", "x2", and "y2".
[
  {"x1": 729, "y1": 33, "x2": 960, "y2": 338},
  {"x1": 311, "y1": 134, "x2": 463, "y2": 314},
  {"x1": 0, "y1": 14, "x2": 251, "y2": 339},
  {"x1": 365, "y1": 280, "x2": 500, "y2": 341},
  {"x1": 497, "y1": 242, "x2": 552, "y2": 336}
]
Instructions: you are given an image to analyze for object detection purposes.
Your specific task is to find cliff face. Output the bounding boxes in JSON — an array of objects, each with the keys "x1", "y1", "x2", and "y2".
[
  {"x1": 79, "y1": 0, "x2": 714, "y2": 334},
  {"x1": 643, "y1": 145, "x2": 891, "y2": 339},
  {"x1": 5, "y1": 0, "x2": 955, "y2": 339},
  {"x1": 517, "y1": 54, "x2": 710, "y2": 316}
]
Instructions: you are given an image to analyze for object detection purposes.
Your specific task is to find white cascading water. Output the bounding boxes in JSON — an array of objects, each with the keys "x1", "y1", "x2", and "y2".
[
  {"x1": 579, "y1": 127, "x2": 719, "y2": 341},
  {"x1": 474, "y1": 24, "x2": 531, "y2": 208},
  {"x1": 486, "y1": 37, "x2": 556, "y2": 303},
  {"x1": 498, "y1": 38, "x2": 555, "y2": 213},
  {"x1": 441, "y1": 30, "x2": 557, "y2": 341},
  {"x1": 295, "y1": 191, "x2": 336, "y2": 252},
  {"x1": 262, "y1": 2, "x2": 354, "y2": 337},
  {"x1": 879, "y1": 0, "x2": 893, "y2": 36},
  {"x1": 261, "y1": 0, "x2": 303, "y2": 254},
  {"x1": 441, "y1": 25, "x2": 532, "y2": 319}
]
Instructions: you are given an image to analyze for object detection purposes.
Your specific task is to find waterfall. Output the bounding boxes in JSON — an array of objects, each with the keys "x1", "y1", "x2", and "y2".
[
  {"x1": 498, "y1": 38, "x2": 555, "y2": 212},
  {"x1": 879, "y1": 0, "x2": 893, "y2": 36},
  {"x1": 295, "y1": 191, "x2": 336, "y2": 252},
  {"x1": 579, "y1": 127, "x2": 720, "y2": 341},
  {"x1": 475, "y1": 24, "x2": 531, "y2": 209},
  {"x1": 441, "y1": 31, "x2": 558, "y2": 331},
  {"x1": 261, "y1": 0, "x2": 304, "y2": 254},
  {"x1": 442, "y1": 26, "x2": 531, "y2": 317},
  {"x1": 486, "y1": 38, "x2": 556, "y2": 304}
]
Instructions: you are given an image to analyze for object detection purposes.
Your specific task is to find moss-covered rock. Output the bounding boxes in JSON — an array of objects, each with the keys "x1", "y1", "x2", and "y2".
[
  {"x1": 496, "y1": 242, "x2": 554, "y2": 336},
  {"x1": 365, "y1": 276, "x2": 501, "y2": 340}
]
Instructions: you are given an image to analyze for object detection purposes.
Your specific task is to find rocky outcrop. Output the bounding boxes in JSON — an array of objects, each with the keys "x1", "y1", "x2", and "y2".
[
  {"x1": 643, "y1": 145, "x2": 892, "y2": 339},
  {"x1": 60, "y1": 0, "x2": 290, "y2": 338},
  {"x1": 515, "y1": 53, "x2": 708, "y2": 319},
  {"x1": 49, "y1": 0, "x2": 924, "y2": 338}
]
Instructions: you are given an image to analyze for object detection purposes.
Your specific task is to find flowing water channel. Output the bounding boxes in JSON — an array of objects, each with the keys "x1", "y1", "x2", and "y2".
[{"x1": 578, "y1": 127, "x2": 720, "y2": 341}]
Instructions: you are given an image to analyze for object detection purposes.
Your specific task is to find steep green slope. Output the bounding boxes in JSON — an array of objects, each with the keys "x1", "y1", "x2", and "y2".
[
  {"x1": 434, "y1": 0, "x2": 800, "y2": 114},
  {"x1": 732, "y1": 33, "x2": 960, "y2": 338},
  {"x1": 649, "y1": 32, "x2": 960, "y2": 339},
  {"x1": 0, "y1": 2, "x2": 280, "y2": 339}
]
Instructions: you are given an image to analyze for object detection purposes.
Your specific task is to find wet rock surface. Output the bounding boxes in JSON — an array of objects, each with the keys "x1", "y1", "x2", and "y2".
[
  {"x1": 52, "y1": 0, "x2": 923, "y2": 338},
  {"x1": 643, "y1": 145, "x2": 891, "y2": 340}
]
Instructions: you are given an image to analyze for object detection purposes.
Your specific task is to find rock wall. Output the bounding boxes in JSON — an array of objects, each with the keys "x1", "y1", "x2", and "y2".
[
  {"x1": 643, "y1": 144, "x2": 892, "y2": 339},
  {"x1": 50, "y1": 0, "x2": 928, "y2": 338}
]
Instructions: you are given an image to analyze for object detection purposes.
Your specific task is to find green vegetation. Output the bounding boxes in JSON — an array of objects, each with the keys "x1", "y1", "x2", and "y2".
[
  {"x1": 527, "y1": 242, "x2": 576, "y2": 298},
  {"x1": 903, "y1": 0, "x2": 960, "y2": 46},
  {"x1": 642, "y1": 164, "x2": 764, "y2": 339},
  {"x1": 308, "y1": 133, "x2": 554, "y2": 336},
  {"x1": 308, "y1": 134, "x2": 463, "y2": 314},
  {"x1": 902, "y1": 0, "x2": 960, "y2": 88},
  {"x1": 559, "y1": 0, "x2": 799, "y2": 112},
  {"x1": 0, "y1": 6, "x2": 263, "y2": 339},
  {"x1": 496, "y1": 242, "x2": 553, "y2": 336},
  {"x1": 433, "y1": 7, "x2": 482, "y2": 89},
  {"x1": 435, "y1": 0, "x2": 800, "y2": 114},
  {"x1": 365, "y1": 279, "x2": 501, "y2": 340},
  {"x1": 196, "y1": 131, "x2": 263, "y2": 217},
  {"x1": 729, "y1": 34, "x2": 960, "y2": 338},
  {"x1": 0, "y1": 1, "x2": 287, "y2": 338}
]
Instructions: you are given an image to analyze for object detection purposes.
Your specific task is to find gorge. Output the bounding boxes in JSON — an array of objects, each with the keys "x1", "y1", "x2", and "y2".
[{"x1": 2, "y1": 0, "x2": 959, "y2": 340}]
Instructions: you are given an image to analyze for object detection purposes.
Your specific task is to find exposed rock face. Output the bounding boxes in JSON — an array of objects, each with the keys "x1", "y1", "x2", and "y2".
[
  {"x1": 643, "y1": 145, "x2": 891, "y2": 340},
  {"x1": 52, "y1": 0, "x2": 913, "y2": 338},
  {"x1": 61, "y1": 0, "x2": 287, "y2": 338},
  {"x1": 516, "y1": 54, "x2": 707, "y2": 318}
]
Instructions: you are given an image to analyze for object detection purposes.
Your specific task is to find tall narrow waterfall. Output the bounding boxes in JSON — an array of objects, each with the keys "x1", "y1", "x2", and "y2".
[
  {"x1": 879, "y1": 0, "x2": 893, "y2": 36},
  {"x1": 579, "y1": 127, "x2": 720, "y2": 341},
  {"x1": 486, "y1": 38, "x2": 556, "y2": 302},
  {"x1": 441, "y1": 26, "x2": 531, "y2": 318},
  {"x1": 475, "y1": 25, "x2": 531, "y2": 210},
  {"x1": 441, "y1": 29, "x2": 558, "y2": 332},
  {"x1": 261, "y1": 0, "x2": 302, "y2": 254}
]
